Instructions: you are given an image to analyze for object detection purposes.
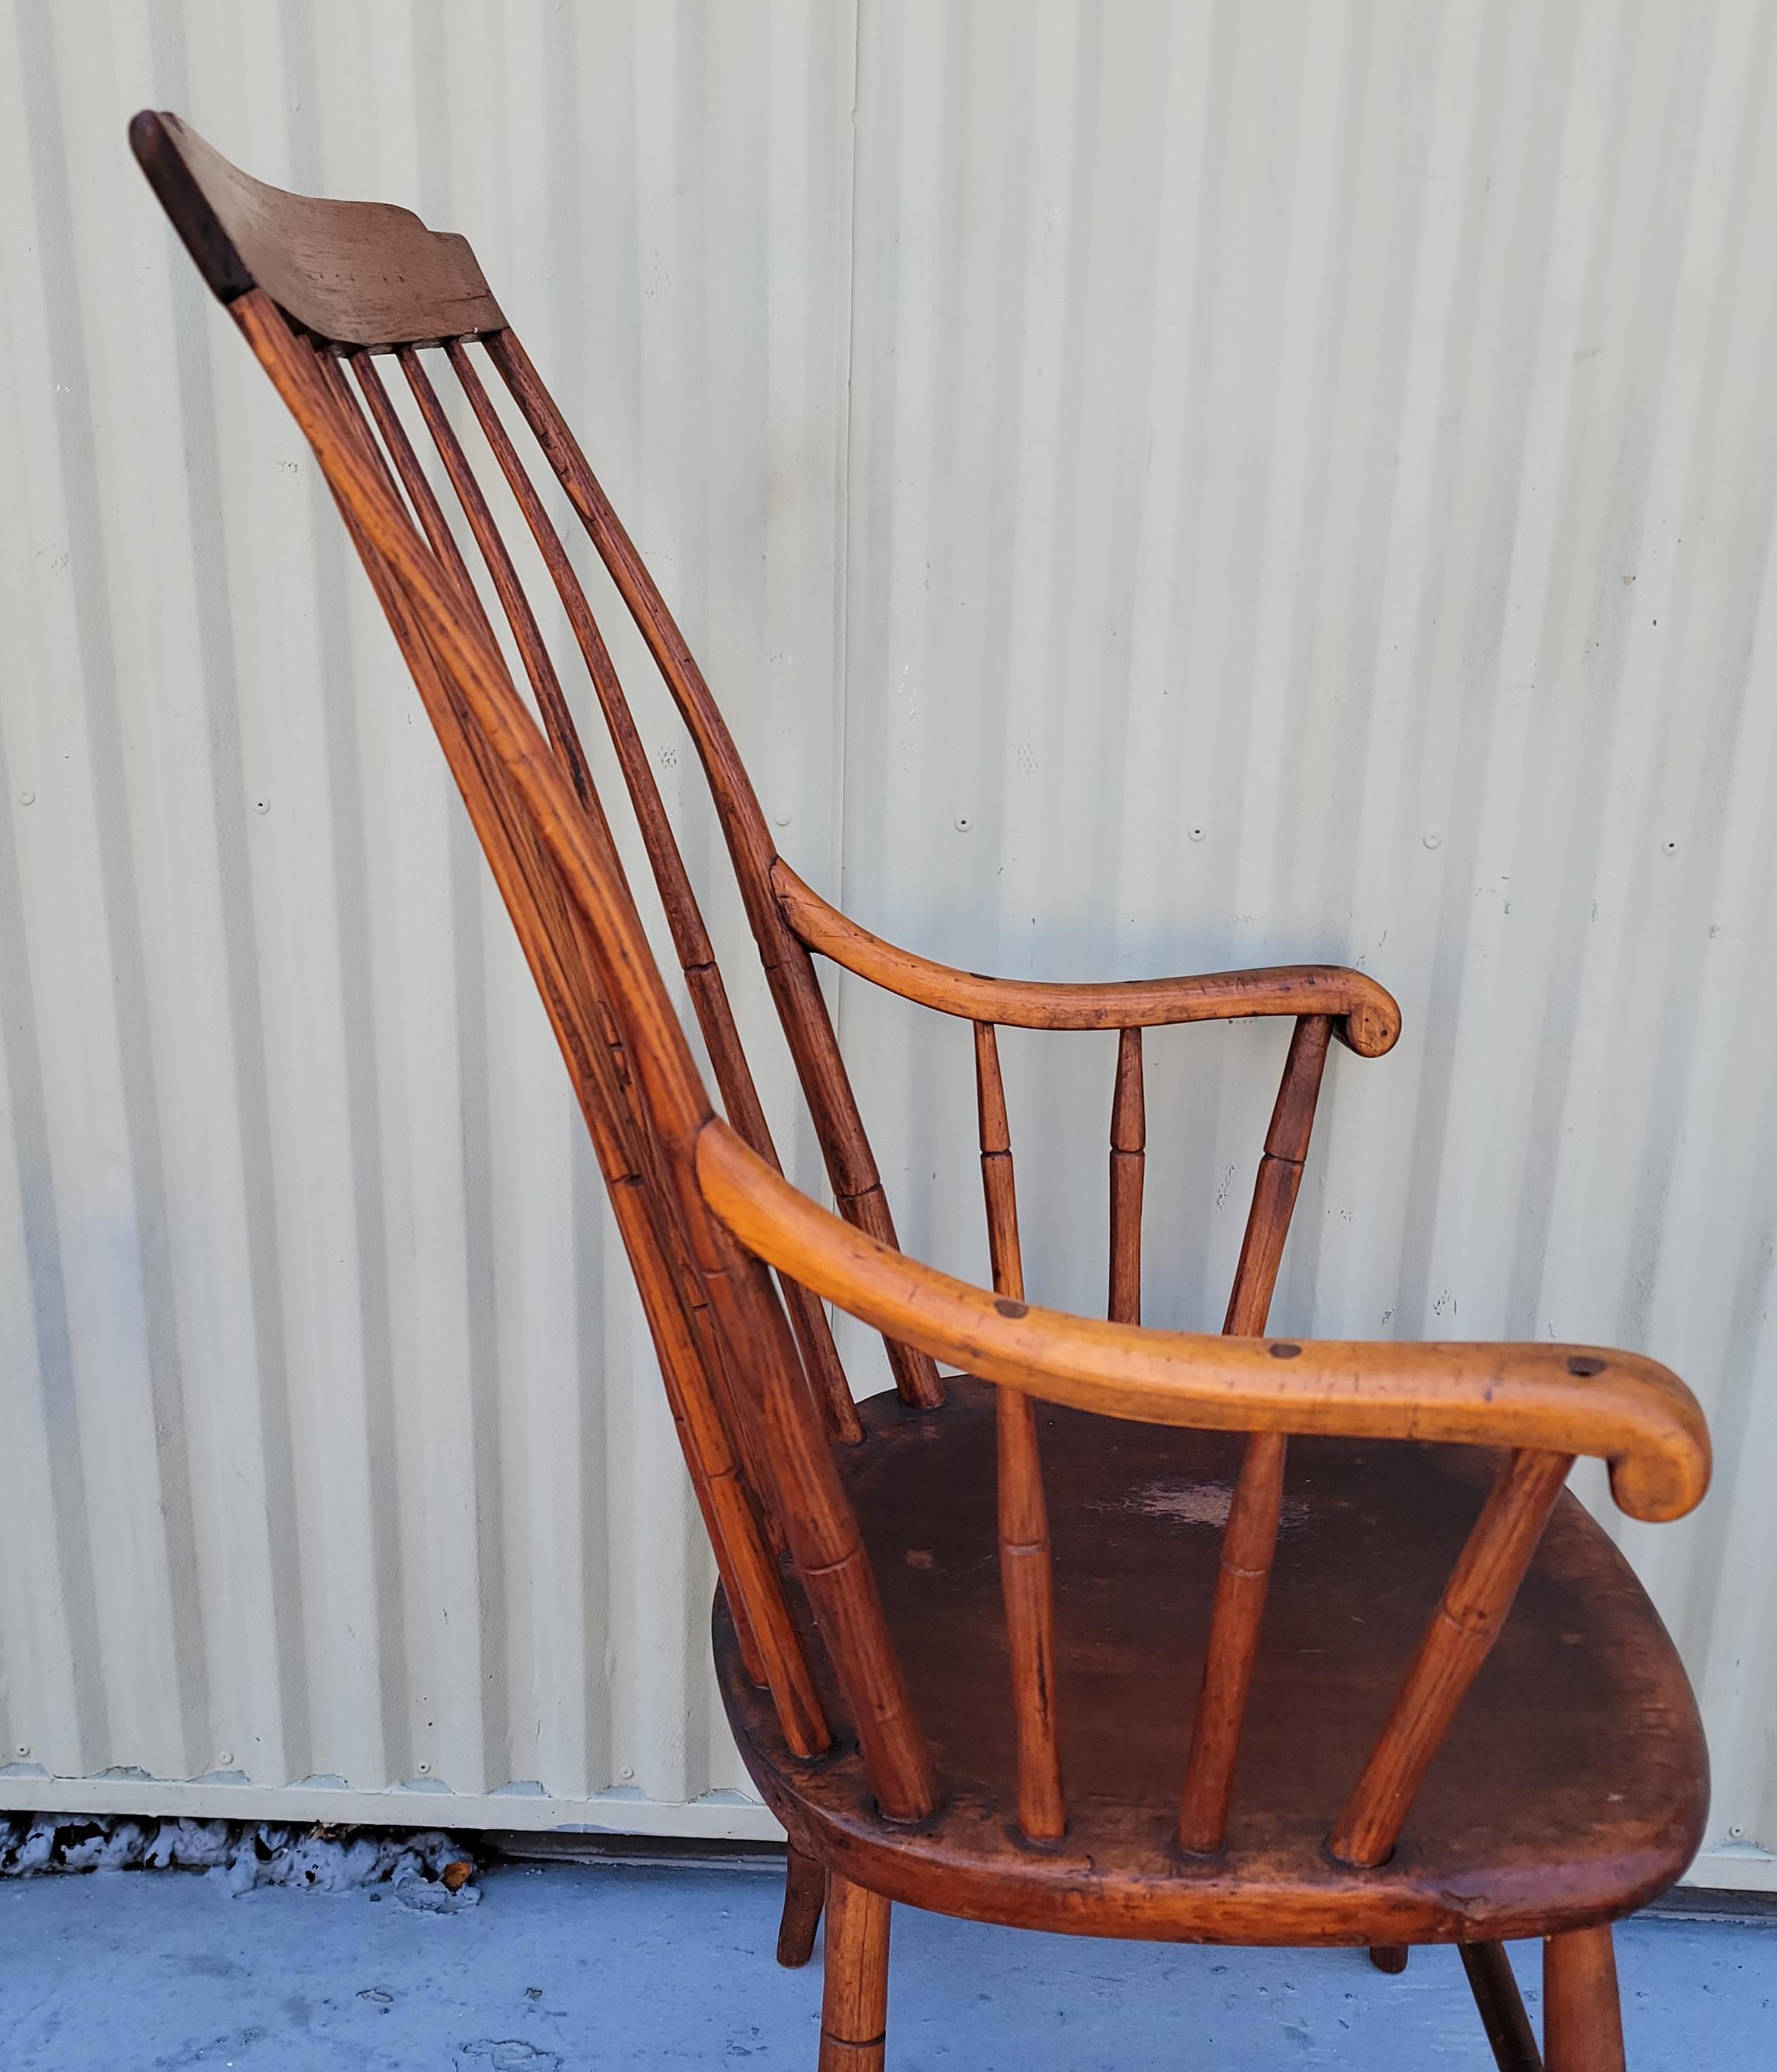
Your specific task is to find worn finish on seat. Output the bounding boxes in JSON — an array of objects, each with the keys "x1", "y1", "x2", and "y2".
[
  {"x1": 134, "y1": 110, "x2": 1711, "y2": 2072},
  {"x1": 718, "y1": 1377, "x2": 1706, "y2": 1946}
]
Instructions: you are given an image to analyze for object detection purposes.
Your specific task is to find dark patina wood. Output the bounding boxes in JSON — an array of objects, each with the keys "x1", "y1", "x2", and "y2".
[{"x1": 137, "y1": 113, "x2": 1711, "y2": 2070}]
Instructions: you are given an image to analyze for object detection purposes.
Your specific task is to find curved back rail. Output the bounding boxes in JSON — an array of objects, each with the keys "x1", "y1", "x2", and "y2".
[{"x1": 137, "y1": 109, "x2": 1708, "y2": 1876}]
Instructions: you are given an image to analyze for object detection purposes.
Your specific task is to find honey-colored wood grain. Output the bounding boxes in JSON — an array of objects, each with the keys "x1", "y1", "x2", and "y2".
[
  {"x1": 1543, "y1": 1925, "x2": 1624, "y2": 2072},
  {"x1": 820, "y1": 1876, "x2": 890, "y2": 2071},
  {"x1": 970, "y1": 1022, "x2": 1065, "y2": 1841},
  {"x1": 443, "y1": 338, "x2": 861, "y2": 1443},
  {"x1": 696, "y1": 1119, "x2": 1709, "y2": 1523},
  {"x1": 1461, "y1": 1944, "x2": 1543, "y2": 2072},
  {"x1": 230, "y1": 286, "x2": 939, "y2": 1827},
  {"x1": 1178, "y1": 1014, "x2": 1335, "y2": 1851},
  {"x1": 772, "y1": 859, "x2": 1402, "y2": 1057},
  {"x1": 297, "y1": 336, "x2": 825, "y2": 1752},
  {"x1": 130, "y1": 112, "x2": 502, "y2": 346},
  {"x1": 486, "y1": 328, "x2": 944, "y2": 1411},
  {"x1": 1108, "y1": 1027, "x2": 1144, "y2": 1324},
  {"x1": 1177, "y1": 1428, "x2": 1289, "y2": 1853},
  {"x1": 972, "y1": 1022, "x2": 1022, "y2": 1300},
  {"x1": 777, "y1": 1844, "x2": 827, "y2": 1969},
  {"x1": 1328, "y1": 1448, "x2": 1576, "y2": 1868}
]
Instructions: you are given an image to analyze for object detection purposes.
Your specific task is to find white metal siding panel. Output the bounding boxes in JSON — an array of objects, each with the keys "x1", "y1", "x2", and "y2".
[{"x1": 0, "y1": 0, "x2": 1772, "y2": 1885}]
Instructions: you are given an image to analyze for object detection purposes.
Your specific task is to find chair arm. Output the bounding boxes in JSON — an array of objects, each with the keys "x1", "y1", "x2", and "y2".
[
  {"x1": 771, "y1": 859, "x2": 1401, "y2": 1057},
  {"x1": 696, "y1": 1119, "x2": 1709, "y2": 1524}
]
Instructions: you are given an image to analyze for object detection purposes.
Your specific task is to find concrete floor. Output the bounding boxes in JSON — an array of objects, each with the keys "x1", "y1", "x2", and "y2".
[{"x1": 0, "y1": 1858, "x2": 1770, "y2": 2069}]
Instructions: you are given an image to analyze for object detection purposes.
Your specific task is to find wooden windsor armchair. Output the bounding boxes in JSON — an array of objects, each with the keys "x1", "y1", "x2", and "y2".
[{"x1": 134, "y1": 112, "x2": 1710, "y2": 2072}]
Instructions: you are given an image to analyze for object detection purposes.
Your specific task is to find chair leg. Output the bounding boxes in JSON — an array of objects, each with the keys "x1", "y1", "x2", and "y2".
[
  {"x1": 1461, "y1": 1943, "x2": 1543, "y2": 2071},
  {"x1": 1369, "y1": 1944, "x2": 1410, "y2": 1974},
  {"x1": 778, "y1": 1843, "x2": 827, "y2": 1968},
  {"x1": 819, "y1": 1873, "x2": 891, "y2": 2070},
  {"x1": 1543, "y1": 1924, "x2": 1625, "y2": 2072}
]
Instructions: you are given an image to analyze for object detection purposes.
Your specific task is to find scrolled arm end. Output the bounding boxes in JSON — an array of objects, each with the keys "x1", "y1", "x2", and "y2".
[{"x1": 1334, "y1": 986, "x2": 1402, "y2": 1059}]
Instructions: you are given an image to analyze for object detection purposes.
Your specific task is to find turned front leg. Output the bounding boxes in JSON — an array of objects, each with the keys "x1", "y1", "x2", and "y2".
[
  {"x1": 1544, "y1": 1924, "x2": 1626, "y2": 2072},
  {"x1": 819, "y1": 1875, "x2": 891, "y2": 2070}
]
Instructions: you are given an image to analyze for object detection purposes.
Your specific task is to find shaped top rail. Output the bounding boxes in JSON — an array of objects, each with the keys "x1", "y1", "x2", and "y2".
[{"x1": 130, "y1": 110, "x2": 504, "y2": 347}]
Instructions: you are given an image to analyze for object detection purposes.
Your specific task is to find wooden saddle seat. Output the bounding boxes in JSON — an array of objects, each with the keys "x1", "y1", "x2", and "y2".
[{"x1": 717, "y1": 1376, "x2": 1706, "y2": 1948}]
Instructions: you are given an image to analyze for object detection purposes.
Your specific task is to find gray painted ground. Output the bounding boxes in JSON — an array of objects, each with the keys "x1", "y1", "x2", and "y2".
[{"x1": 1, "y1": 1859, "x2": 1770, "y2": 2068}]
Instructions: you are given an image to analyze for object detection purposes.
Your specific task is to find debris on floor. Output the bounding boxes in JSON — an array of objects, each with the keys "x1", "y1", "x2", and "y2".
[{"x1": 0, "y1": 1812, "x2": 478, "y2": 1906}]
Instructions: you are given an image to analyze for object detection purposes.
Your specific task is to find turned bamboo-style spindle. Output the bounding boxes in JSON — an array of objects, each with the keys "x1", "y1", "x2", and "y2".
[
  {"x1": 974, "y1": 1022, "x2": 1066, "y2": 1841},
  {"x1": 1328, "y1": 1446, "x2": 1574, "y2": 1868},
  {"x1": 820, "y1": 1875, "x2": 892, "y2": 2070},
  {"x1": 1109, "y1": 1026, "x2": 1145, "y2": 1324},
  {"x1": 443, "y1": 340, "x2": 861, "y2": 1445},
  {"x1": 1177, "y1": 1015, "x2": 1334, "y2": 1853}
]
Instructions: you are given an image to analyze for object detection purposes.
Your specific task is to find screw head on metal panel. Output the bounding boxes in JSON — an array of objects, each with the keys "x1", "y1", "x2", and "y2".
[
  {"x1": 217, "y1": 1750, "x2": 233, "y2": 1767},
  {"x1": 415, "y1": 1760, "x2": 430, "y2": 1774},
  {"x1": 17, "y1": 790, "x2": 33, "y2": 806},
  {"x1": 1189, "y1": 826, "x2": 1206, "y2": 842},
  {"x1": 1422, "y1": 831, "x2": 1442, "y2": 849},
  {"x1": 773, "y1": 811, "x2": 792, "y2": 828},
  {"x1": 954, "y1": 815, "x2": 972, "y2": 832}
]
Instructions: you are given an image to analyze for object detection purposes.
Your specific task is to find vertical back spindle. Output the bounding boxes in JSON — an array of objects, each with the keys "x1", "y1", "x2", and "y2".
[
  {"x1": 1109, "y1": 1026, "x2": 1145, "y2": 1324},
  {"x1": 299, "y1": 337, "x2": 828, "y2": 1757},
  {"x1": 1177, "y1": 1014, "x2": 1334, "y2": 1852},
  {"x1": 488, "y1": 328, "x2": 946, "y2": 1413},
  {"x1": 973, "y1": 1022, "x2": 1066, "y2": 1840},
  {"x1": 439, "y1": 340, "x2": 862, "y2": 1444}
]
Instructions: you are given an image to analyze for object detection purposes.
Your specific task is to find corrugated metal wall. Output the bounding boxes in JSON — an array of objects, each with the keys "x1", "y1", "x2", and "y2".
[{"x1": 1, "y1": 0, "x2": 1772, "y2": 1884}]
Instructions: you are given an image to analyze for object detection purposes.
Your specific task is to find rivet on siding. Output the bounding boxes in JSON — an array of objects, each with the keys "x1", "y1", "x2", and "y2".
[
  {"x1": 1422, "y1": 831, "x2": 1442, "y2": 849},
  {"x1": 772, "y1": 811, "x2": 792, "y2": 828},
  {"x1": 954, "y1": 815, "x2": 972, "y2": 833},
  {"x1": 217, "y1": 1750, "x2": 233, "y2": 1767},
  {"x1": 415, "y1": 1760, "x2": 430, "y2": 1774},
  {"x1": 253, "y1": 798, "x2": 270, "y2": 814},
  {"x1": 14, "y1": 1744, "x2": 28, "y2": 1758},
  {"x1": 17, "y1": 790, "x2": 33, "y2": 806},
  {"x1": 1189, "y1": 826, "x2": 1206, "y2": 842},
  {"x1": 619, "y1": 1765, "x2": 635, "y2": 1780}
]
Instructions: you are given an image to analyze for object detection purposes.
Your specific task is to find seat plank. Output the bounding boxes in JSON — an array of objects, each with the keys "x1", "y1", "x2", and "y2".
[{"x1": 716, "y1": 1377, "x2": 1706, "y2": 1946}]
